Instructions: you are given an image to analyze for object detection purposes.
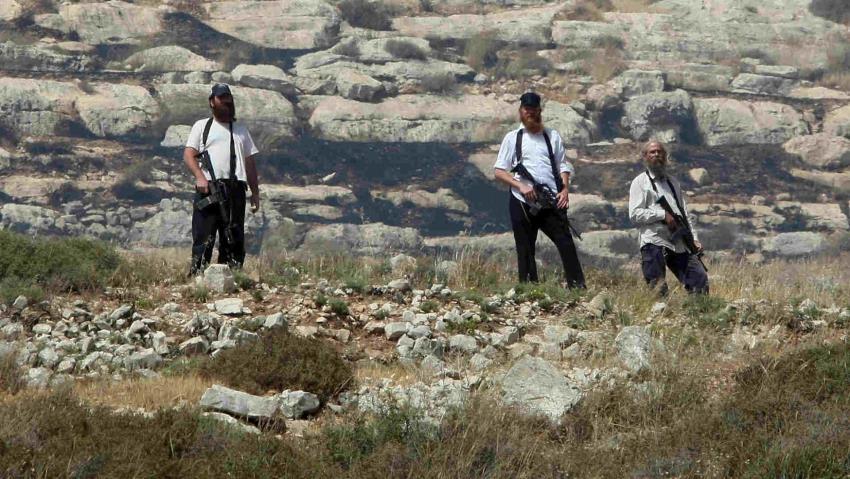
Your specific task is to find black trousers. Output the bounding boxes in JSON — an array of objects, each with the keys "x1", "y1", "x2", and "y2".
[
  {"x1": 190, "y1": 180, "x2": 247, "y2": 275},
  {"x1": 509, "y1": 194, "x2": 585, "y2": 288},
  {"x1": 640, "y1": 243, "x2": 709, "y2": 295}
]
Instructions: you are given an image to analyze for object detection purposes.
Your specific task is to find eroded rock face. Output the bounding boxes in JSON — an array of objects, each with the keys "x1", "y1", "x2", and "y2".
[
  {"x1": 299, "y1": 223, "x2": 423, "y2": 255},
  {"x1": 76, "y1": 83, "x2": 161, "y2": 137},
  {"x1": 825, "y1": 105, "x2": 850, "y2": 139},
  {"x1": 121, "y1": 46, "x2": 221, "y2": 72},
  {"x1": 0, "y1": 78, "x2": 80, "y2": 137},
  {"x1": 0, "y1": 0, "x2": 23, "y2": 21},
  {"x1": 308, "y1": 95, "x2": 514, "y2": 142},
  {"x1": 393, "y1": 4, "x2": 562, "y2": 44},
  {"x1": 783, "y1": 134, "x2": 850, "y2": 170},
  {"x1": 763, "y1": 232, "x2": 826, "y2": 257},
  {"x1": 43, "y1": 1, "x2": 163, "y2": 45},
  {"x1": 202, "y1": 0, "x2": 340, "y2": 50},
  {"x1": 620, "y1": 89, "x2": 694, "y2": 143},
  {"x1": 694, "y1": 98, "x2": 809, "y2": 146},
  {"x1": 0, "y1": 41, "x2": 92, "y2": 72}
]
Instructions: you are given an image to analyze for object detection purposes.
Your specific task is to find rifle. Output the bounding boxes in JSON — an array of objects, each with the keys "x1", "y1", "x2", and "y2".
[
  {"x1": 194, "y1": 151, "x2": 236, "y2": 246},
  {"x1": 512, "y1": 163, "x2": 582, "y2": 240},
  {"x1": 656, "y1": 196, "x2": 707, "y2": 271}
]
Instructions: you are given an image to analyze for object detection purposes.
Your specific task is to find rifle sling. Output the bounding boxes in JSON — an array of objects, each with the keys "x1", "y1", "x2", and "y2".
[
  {"x1": 645, "y1": 171, "x2": 691, "y2": 229},
  {"x1": 200, "y1": 118, "x2": 237, "y2": 181},
  {"x1": 513, "y1": 129, "x2": 563, "y2": 192}
]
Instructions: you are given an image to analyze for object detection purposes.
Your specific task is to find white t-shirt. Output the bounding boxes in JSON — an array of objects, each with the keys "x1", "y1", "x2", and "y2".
[
  {"x1": 493, "y1": 127, "x2": 574, "y2": 204},
  {"x1": 185, "y1": 118, "x2": 259, "y2": 182}
]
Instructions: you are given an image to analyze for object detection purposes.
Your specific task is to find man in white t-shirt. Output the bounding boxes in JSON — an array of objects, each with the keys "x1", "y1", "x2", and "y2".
[
  {"x1": 183, "y1": 83, "x2": 260, "y2": 275},
  {"x1": 493, "y1": 92, "x2": 585, "y2": 288}
]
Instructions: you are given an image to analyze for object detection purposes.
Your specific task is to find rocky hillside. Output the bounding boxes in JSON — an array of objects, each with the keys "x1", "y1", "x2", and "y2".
[{"x1": 1, "y1": 0, "x2": 849, "y2": 264}]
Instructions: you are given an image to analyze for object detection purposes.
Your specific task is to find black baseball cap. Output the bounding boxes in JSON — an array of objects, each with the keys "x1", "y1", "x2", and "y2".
[
  {"x1": 519, "y1": 92, "x2": 541, "y2": 108},
  {"x1": 209, "y1": 83, "x2": 232, "y2": 99}
]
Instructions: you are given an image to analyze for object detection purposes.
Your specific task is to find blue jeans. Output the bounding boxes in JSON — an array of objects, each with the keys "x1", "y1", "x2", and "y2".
[{"x1": 640, "y1": 243, "x2": 708, "y2": 295}]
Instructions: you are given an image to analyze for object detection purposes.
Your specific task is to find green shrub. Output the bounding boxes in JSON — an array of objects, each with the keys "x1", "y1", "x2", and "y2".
[
  {"x1": 333, "y1": 40, "x2": 361, "y2": 58},
  {"x1": 464, "y1": 32, "x2": 500, "y2": 70},
  {"x1": 419, "y1": 300, "x2": 439, "y2": 313},
  {"x1": 199, "y1": 329, "x2": 353, "y2": 401},
  {"x1": 0, "y1": 390, "x2": 324, "y2": 478},
  {"x1": 188, "y1": 285, "x2": 209, "y2": 303},
  {"x1": 419, "y1": 71, "x2": 456, "y2": 93},
  {"x1": 0, "y1": 276, "x2": 44, "y2": 306},
  {"x1": 232, "y1": 270, "x2": 254, "y2": 290},
  {"x1": 338, "y1": 0, "x2": 394, "y2": 30},
  {"x1": 315, "y1": 292, "x2": 329, "y2": 308},
  {"x1": 328, "y1": 298, "x2": 350, "y2": 316},
  {"x1": 591, "y1": 34, "x2": 624, "y2": 50},
  {"x1": 498, "y1": 49, "x2": 553, "y2": 79},
  {"x1": 683, "y1": 294, "x2": 731, "y2": 329},
  {"x1": 384, "y1": 39, "x2": 427, "y2": 60},
  {"x1": 322, "y1": 405, "x2": 435, "y2": 469},
  {"x1": 0, "y1": 230, "x2": 121, "y2": 294},
  {"x1": 0, "y1": 352, "x2": 24, "y2": 395}
]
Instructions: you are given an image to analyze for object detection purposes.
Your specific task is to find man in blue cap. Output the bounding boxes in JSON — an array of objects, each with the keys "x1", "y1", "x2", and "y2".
[
  {"x1": 493, "y1": 92, "x2": 586, "y2": 288},
  {"x1": 183, "y1": 83, "x2": 260, "y2": 275}
]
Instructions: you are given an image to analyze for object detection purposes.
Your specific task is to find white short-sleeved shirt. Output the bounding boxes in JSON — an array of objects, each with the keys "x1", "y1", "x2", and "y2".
[
  {"x1": 493, "y1": 127, "x2": 574, "y2": 204},
  {"x1": 185, "y1": 118, "x2": 259, "y2": 182}
]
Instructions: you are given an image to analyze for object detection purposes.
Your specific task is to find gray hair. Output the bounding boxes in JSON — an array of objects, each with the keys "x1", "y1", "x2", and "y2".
[{"x1": 641, "y1": 139, "x2": 667, "y2": 157}]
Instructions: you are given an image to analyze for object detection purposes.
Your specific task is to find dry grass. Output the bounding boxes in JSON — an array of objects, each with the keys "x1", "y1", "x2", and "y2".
[{"x1": 73, "y1": 374, "x2": 213, "y2": 410}]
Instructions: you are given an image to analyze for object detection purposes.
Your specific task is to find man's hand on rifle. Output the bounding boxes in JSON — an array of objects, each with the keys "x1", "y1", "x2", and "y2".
[
  {"x1": 556, "y1": 189, "x2": 569, "y2": 209},
  {"x1": 518, "y1": 183, "x2": 537, "y2": 202},
  {"x1": 195, "y1": 177, "x2": 209, "y2": 194},
  {"x1": 694, "y1": 240, "x2": 703, "y2": 253},
  {"x1": 664, "y1": 211, "x2": 676, "y2": 230}
]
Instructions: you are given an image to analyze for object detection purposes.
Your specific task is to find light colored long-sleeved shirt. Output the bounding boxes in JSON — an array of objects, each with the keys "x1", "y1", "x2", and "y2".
[
  {"x1": 628, "y1": 170, "x2": 698, "y2": 253},
  {"x1": 493, "y1": 126, "x2": 574, "y2": 204}
]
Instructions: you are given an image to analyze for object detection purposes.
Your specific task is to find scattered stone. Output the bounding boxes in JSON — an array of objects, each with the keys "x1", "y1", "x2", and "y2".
[
  {"x1": 124, "y1": 349, "x2": 163, "y2": 371},
  {"x1": 277, "y1": 390, "x2": 321, "y2": 419},
  {"x1": 688, "y1": 168, "x2": 709, "y2": 186},
  {"x1": 615, "y1": 326, "x2": 656, "y2": 373},
  {"x1": 201, "y1": 384, "x2": 279, "y2": 421},
  {"x1": 586, "y1": 291, "x2": 614, "y2": 318},
  {"x1": 31, "y1": 323, "x2": 52, "y2": 335},
  {"x1": 387, "y1": 279, "x2": 411, "y2": 292},
  {"x1": 11, "y1": 296, "x2": 27, "y2": 310},
  {"x1": 179, "y1": 336, "x2": 210, "y2": 356},
  {"x1": 385, "y1": 322, "x2": 410, "y2": 341},
  {"x1": 498, "y1": 356, "x2": 583, "y2": 424},
  {"x1": 202, "y1": 412, "x2": 261, "y2": 434},
  {"x1": 263, "y1": 312, "x2": 288, "y2": 330},
  {"x1": 109, "y1": 304, "x2": 134, "y2": 322},
  {"x1": 449, "y1": 334, "x2": 479, "y2": 354},
  {"x1": 37, "y1": 348, "x2": 60, "y2": 369},
  {"x1": 214, "y1": 298, "x2": 245, "y2": 316},
  {"x1": 204, "y1": 264, "x2": 236, "y2": 293},
  {"x1": 26, "y1": 367, "x2": 51, "y2": 388}
]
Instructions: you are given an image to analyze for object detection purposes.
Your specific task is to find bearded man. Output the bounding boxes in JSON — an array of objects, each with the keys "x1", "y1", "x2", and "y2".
[
  {"x1": 183, "y1": 83, "x2": 260, "y2": 275},
  {"x1": 493, "y1": 92, "x2": 586, "y2": 288},
  {"x1": 628, "y1": 140, "x2": 708, "y2": 295}
]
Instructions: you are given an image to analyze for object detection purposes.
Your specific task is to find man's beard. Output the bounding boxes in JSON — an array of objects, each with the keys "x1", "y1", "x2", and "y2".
[
  {"x1": 521, "y1": 114, "x2": 543, "y2": 132},
  {"x1": 213, "y1": 103, "x2": 236, "y2": 122},
  {"x1": 647, "y1": 163, "x2": 667, "y2": 178}
]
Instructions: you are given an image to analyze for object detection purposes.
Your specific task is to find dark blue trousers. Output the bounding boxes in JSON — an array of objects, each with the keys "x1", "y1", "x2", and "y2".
[{"x1": 640, "y1": 243, "x2": 708, "y2": 295}]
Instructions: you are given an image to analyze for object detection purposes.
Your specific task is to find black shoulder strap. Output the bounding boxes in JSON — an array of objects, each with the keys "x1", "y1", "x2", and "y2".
[
  {"x1": 228, "y1": 121, "x2": 236, "y2": 180},
  {"x1": 515, "y1": 129, "x2": 523, "y2": 167},
  {"x1": 646, "y1": 171, "x2": 690, "y2": 225},
  {"x1": 201, "y1": 118, "x2": 213, "y2": 151},
  {"x1": 541, "y1": 130, "x2": 563, "y2": 192}
]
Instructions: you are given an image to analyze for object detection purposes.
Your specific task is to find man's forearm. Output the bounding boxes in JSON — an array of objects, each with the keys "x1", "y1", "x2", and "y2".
[
  {"x1": 494, "y1": 169, "x2": 522, "y2": 189},
  {"x1": 183, "y1": 148, "x2": 205, "y2": 181},
  {"x1": 245, "y1": 156, "x2": 259, "y2": 195},
  {"x1": 560, "y1": 172, "x2": 570, "y2": 191}
]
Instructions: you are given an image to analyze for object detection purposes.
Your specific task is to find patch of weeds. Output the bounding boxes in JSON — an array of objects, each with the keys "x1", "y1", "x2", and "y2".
[
  {"x1": 0, "y1": 352, "x2": 24, "y2": 395},
  {"x1": 322, "y1": 405, "x2": 435, "y2": 469},
  {"x1": 315, "y1": 293, "x2": 329, "y2": 308},
  {"x1": 338, "y1": 0, "x2": 394, "y2": 30},
  {"x1": 496, "y1": 48, "x2": 552, "y2": 79},
  {"x1": 188, "y1": 285, "x2": 209, "y2": 303},
  {"x1": 0, "y1": 230, "x2": 121, "y2": 294},
  {"x1": 232, "y1": 270, "x2": 254, "y2": 291},
  {"x1": 333, "y1": 40, "x2": 361, "y2": 58},
  {"x1": 134, "y1": 297, "x2": 155, "y2": 310},
  {"x1": 328, "y1": 298, "x2": 350, "y2": 317},
  {"x1": 250, "y1": 289, "x2": 264, "y2": 302},
  {"x1": 384, "y1": 39, "x2": 427, "y2": 60},
  {"x1": 199, "y1": 329, "x2": 353, "y2": 401},
  {"x1": 446, "y1": 318, "x2": 479, "y2": 335},
  {"x1": 0, "y1": 276, "x2": 45, "y2": 306},
  {"x1": 373, "y1": 309, "x2": 390, "y2": 321},
  {"x1": 160, "y1": 357, "x2": 208, "y2": 377},
  {"x1": 478, "y1": 298, "x2": 500, "y2": 315},
  {"x1": 343, "y1": 275, "x2": 368, "y2": 294},
  {"x1": 612, "y1": 310, "x2": 633, "y2": 327},
  {"x1": 419, "y1": 300, "x2": 439, "y2": 314},
  {"x1": 538, "y1": 297, "x2": 556, "y2": 312},
  {"x1": 683, "y1": 294, "x2": 731, "y2": 330}
]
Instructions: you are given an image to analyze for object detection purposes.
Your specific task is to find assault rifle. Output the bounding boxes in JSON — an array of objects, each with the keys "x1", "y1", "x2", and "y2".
[
  {"x1": 194, "y1": 151, "x2": 236, "y2": 246},
  {"x1": 512, "y1": 163, "x2": 582, "y2": 240},
  {"x1": 656, "y1": 196, "x2": 707, "y2": 271}
]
